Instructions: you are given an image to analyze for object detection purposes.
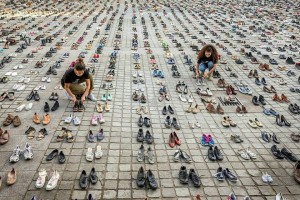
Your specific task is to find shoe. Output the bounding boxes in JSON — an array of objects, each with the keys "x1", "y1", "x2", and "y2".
[
  {"x1": 281, "y1": 115, "x2": 291, "y2": 126},
  {"x1": 46, "y1": 149, "x2": 59, "y2": 161},
  {"x1": 46, "y1": 170, "x2": 59, "y2": 190},
  {"x1": 23, "y1": 143, "x2": 33, "y2": 160},
  {"x1": 262, "y1": 172, "x2": 273, "y2": 183},
  {"x1": 36, "y1": 169, "x2": 47, "y2": 188},
  {"x1": 79, "y1": 170, "x2": 88, "y2": 189},
  {"x1": 165, "y1": 116, "x2": 171, "y2": 128},
  {"x1": 7, "y1": 168, "x2": 17, "y2": 186},
  {"x1": 42, "y1": 113, "x2": 51, "y2": 125},
  {"x1": 89, "y1": 167, "x2": 98, "y2": 185},
  {"x1": 168, "y1": 105, "x2": 174, "y2": 114},
  {"x1": 258, "y1": 95, "x2": 266, "y2": 105},
  {"x1": 180, "y1": 149, "x2": 192, "y2": 163},
  {"x1": 136, "y1": 166, "x2": 146, "y2": 187},
  {"x1": 51, "y1": 101, "x2": 59, "y2": 111},
  {"x1": 87, "y1": 93, "x2": 97, "y2": 101},
  {"x1": 44, "y1": 102, "x2": 50, "y2": 112},
  {"x1": 208, "y1": 146, "x2": 216, "y2": 161},
  {"x1": 169, "y1": 132, "x2": 175, "y2": 148},
  {"x1": 214, "y1": 167, "x2": 225, "y2": 181},
  {"x1": 137, "y1": 144, "x2": 145, "y2": 162},
  {"x1": 281, "y1": 148, "x2": 298, "y2": 162},
  {"x1": 87, "y1": 130, "x2": 95, "y2": 142},
  {"x1": 95, "y1": 145, "x2": 103, "y2": 159},
  {"x1": 145, "y1": 130, "x2": 154, "y2": 144},
  {"x1": 189, "y1": 169, "x2": 201, "y2": 187},
  {"x1": 179, "y1": 166, "x2": 189, "y2": 184},
  {"x1": 172, "y1": 117, "x2": 180, "y2": 130},
  {"x1": 96, "y1": 129, "x2": 104, "y2": 141},
  {"x1": 147, "y1": 169, "x2": 158, "y2": 189},
  {"x1": 248, "y1": 120, "x2": 258, "y2": 128},
  {"x1": 228, "y1": 193, "x2": 237, "y2": 200},
  {"x1": 147, "y1": 147, "x2": 154, "y2": 164},
  {"x1": 144, "y1": 117, "x2": 151, "y2": 127},
  {"x1": 58, "y1": 151, "x2": 66, "y2": 164},
  {"x1": 252, "y1": 96, "x2": 259, "y2": 105},
  {"x1": 214, "y1": 146, "x2": 223, "y2": 161},
  {"x1": 271, "y1": 145, "x2": 285, "y2": 159},
  {"x1": 3, "y1": 114, "x2": 14, "y2": 126},
  {"x1": 293, "y1": 161, "x2": 300, "y2": 183},
  {"x1": 12, "y1": 115, "x2": 21, "y2": 127},
  {"x1": 137, "y1": 129, "x2": 144, "y2": 142},
  {"x1": 10, "y1": 145, "x2": 22, "y2": 163},
  {"x1": 223, "y1": 168, "x2": 237, "y2": 182}
]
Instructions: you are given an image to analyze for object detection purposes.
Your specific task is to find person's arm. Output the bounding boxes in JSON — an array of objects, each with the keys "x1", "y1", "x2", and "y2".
[{"x1": 64, "y1": 83, "x2": 77, "y2": 102}]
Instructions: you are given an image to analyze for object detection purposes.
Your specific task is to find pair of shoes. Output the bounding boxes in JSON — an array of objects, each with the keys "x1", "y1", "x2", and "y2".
[
  {"x1": 169, "y1": 132, "x2": 181, "y2": 148},
  {"x1": 221, "y1": 116, "x2": 237, "y2": 127},
  {"x1": 158, "y1": 93, "x2": 170, "y2": 101},
  {"x1": 136, "y1": 167, "x2": 158, "y2": 189},
  {"x1": 46, "y1": 149, "x2": 66, "y2": 164},
  {"x1": 132, "y1": 92, "x2": 147, "y2": 103},
  {"x1": 26, "y1": 90, "x2": 40, "y2": 101},
  {"x1": 207, "y1": 146, "x2": 223, "y2": 161},
  {"x1": 137, "y1": 144, "x2": 154, "y2": 164},
  {"x1": 96, "y1": 101, "x2": 110, "y2": 112},
  {"x1": 44, "y1": 101, "x2": 59, "y2": 112},
  {"x1": 136, "y1": 106, "x2": 148, "y2": 114},
  {"x1": 64, "y1": 114, "x2": 81, "y2": 125},
  {"x1": 179, "y1": 166, "x2": 202, "y2": 187},
  {"x1": 33, "y1": 113, "x2": 51, "y2": 125},
  {"x1": 231, "y1": 135, "x2": 244, "y2": 143},
  {"x1": 273, "y1": 93, "x2": 289, "y2": 103},
  {"x1": 165, "y1": 116, "x2": 180, "y2": 129},
  {"x1": 138, "y1": 116, "x2": 151, "y2": 127},
  {"x1": 25, "y1": 127, "x2": 48, "y2": 140},
  {"x1": 86, "y1": 146, "x2": 103, "y2": 161},
  {"x1": 91, "y1": 114, "x2": 105, "y2": 125},
  {"x1": 248, "y1": 118, "x2": 263, "y2": 128},
  {"x1": 237, "y1": 147, "x2": 256, "y2": 160},
  {"x1": 197, "y1": 88, "x2": 213, "y2": 96},
  {"x1": 49, "y1": 92, "x2": 59, "y2": 100},
  {"x1": 101, "y1": 93, "x2": 112, "y2": 101},
  {"x1": 188, "y1": 121, "x2": 201, "y2": 129},
  {"x1": 9, "y1": 144, "x2": 33, "y2": 162},
  {"x1": 214, "y1": 167, "x2": 237, "y2": 182},
  {"x1": 289, "y1": 103, "x2": 300, "y2": 114},
  {"x1": 271, "y1": 145, "x2": 298, "y2": 161},
  {"x1": 252, "y1": 95, "x2": 266, "y2": 105},
  {"x1": 174, "y1": 149, "x2": 192, "y2": 162},
  {"x1": 73, "y1": 100, "x2": 85, "y2": 112},
  {"x1": 2, "y1": 114, "x2": 21, "y2": 127},
  {"x1": 162, "y1": 105, "x2": 174, "y2": 115},
  {"x1": 186, "y1": 103, "x2": 200, "y2": 113},
  {"x1": 262, "y1": 172, "x2": 273, "y2": 183},
  {"x1": 236, "y1": 105, "x2": 248, "y2": 113},
  {"x1": 137, "y1": 129, "x2": 154, "y2": 144},
  {"x1": 261, "y1": 131, "x2": 280, "y2": 143},
  {"x1": 56, "y1": 127, "x2": 74, "y2": 143},
  {"x1": 263, "y1": 85, "x2": 276, "y2": 93},
  {"x1": 225, "y1": 85, "x2": 237, "y2": 95},
  {"x1": 276, "y1": 115, "x2": 291, "y2": 126},
  {"x1": 179, "y1": 93, "x2": 193, "y2": 102},
  {"x1": 79, "y1": 168, "x2": 98, "y2": 189},
  {"x1": 201, "y1": 134, "x2": 214, "y2": 146},
  {"x1": 0, "y1": 128, "x2": 9, "y2": 145},
  {"x1": 263, "y1": 107, "x2": 279, "y2": 116}
]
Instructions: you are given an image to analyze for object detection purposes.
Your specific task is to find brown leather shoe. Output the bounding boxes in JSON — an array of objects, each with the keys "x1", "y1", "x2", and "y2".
[
  {"x1": 294, "y1": 161, "x2": 300, "y2": 184},
  {"x1": 33, "y1": 113, "x2": 40, "y2": 124},
  {"x1": 236, "y1": 106, "x2": 242, "y2": 113},
  {"x1": 259, "y1": 63, "x2": 265, "y2": 71},
  {"x1": 12, "y1": 116, "x2": 21, "y2": 127},
  {"x1": 242, "y1": 105, "x2": 248, "y2": 113},
  {"x1": 281, "y1": 94, "x2": 289, "y2": 103},
  {"x1": 0, "y1": 130, "x2": 9, "y2": 145},
  {"x1": 42, "y1": 114, "x2": 51, "y2": 125},
  {"x1": 7, "y1": 168, "x2": 16, "y2": 186},
  {"x1": 3, "y1": 114, "x2": 14, "y2": 126},
  {"x1": 272, "y1": 93, "x2": 281, "y2": 102},
  {"x1": 264, "y1": 63, "x2": 272, "y2": 71},
  {"x1": 216, "y1": 103, "x2": 224, "y2": 114},
  {"x1": 206, "y1": 103, "x2": 216, "y2": 113}
]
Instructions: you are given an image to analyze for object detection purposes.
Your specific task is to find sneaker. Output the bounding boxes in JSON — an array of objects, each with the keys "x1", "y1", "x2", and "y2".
[
  {"x1": 87, "y1": 93, "x2": 97, "y2": 101},
  {"x1": 35, "y1": 169, "x2": 47, "y2": 188},
  {"x1": 10, "y1": 145, "x2": 22, "y2": 163},
  {"x1": 95, "y1": 145, "x2": 103, "y2": 159},
  {"x1": 137, "y1": 144, "x2": 145, "y2": 162},
  {"x1": 147, "y1": 147, "x2": 154, "y2": 164},
  {"x1": 23, "y1": 143, "x2": 33, "y2": 160},
  {"x1": 46, "y1": 170, "x2": 59, "y2": 190}
]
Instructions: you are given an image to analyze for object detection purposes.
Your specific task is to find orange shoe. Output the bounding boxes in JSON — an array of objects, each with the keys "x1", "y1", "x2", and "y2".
[
  {"x1": 42, "y1": 113, "x2": 51, "y2": 125},
  {"x1": 33, "y1": 113, "x2": 40, "y2": 124}
]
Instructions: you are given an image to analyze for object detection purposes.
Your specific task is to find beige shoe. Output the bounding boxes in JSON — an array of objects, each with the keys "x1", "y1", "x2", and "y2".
[
  {"x1": 248, "y1": 120, "x2": 258, "y2": 128},
  {"x1": 42, "y1": 114, "x2": 51, "y2": 125},
  {"x1": 104, "y1": 101, "x2": 110, "y2": 112},
  {"x1": 96, "y1": 101, "x2": 103, "y2": 113},
  {"x1": 33, "y1": 113, "x2": 40, "y2": 124},
  {"x1": 221, "y1": 117, "x2": 230, "y2": 127},
  {"x1": 7, "y1": 168, "x2": 16, "y2": 185},
  {"x1": 186, "y1": 104, "x2": 192, "y2": 113},
  {"x1": 192, "y1": 104, "x2": 200, "y2": 114}
]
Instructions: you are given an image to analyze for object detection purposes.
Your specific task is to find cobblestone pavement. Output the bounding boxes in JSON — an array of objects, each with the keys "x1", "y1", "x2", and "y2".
[{"x1": 0, "y1": 0, "x2": 299, "y2": 200}]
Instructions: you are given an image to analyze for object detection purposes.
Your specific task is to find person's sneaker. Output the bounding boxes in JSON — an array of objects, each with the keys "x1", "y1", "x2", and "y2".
[
  {"x1": 137, "y1": 144, "x2": 145, "y2": 162},
  {"x1": 10, "y1": 145, "x2": 22, "y2": 163},
  {"x1": 87, "y1": 93, "x2": 97, "y2": 101},
  {"x1": 23, "y1": 143, "x2": 33, "y2": 160},
  {"x1": 179, "y1": 166, "x2": 189, "y2": 184}
]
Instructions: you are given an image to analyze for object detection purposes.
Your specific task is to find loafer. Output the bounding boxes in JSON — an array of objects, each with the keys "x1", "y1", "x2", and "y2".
[
  {"x1": 136, "y1": 166, "x2": 146, "y2": 187},
  {"x1": 46, "y1": 149, "x2": 59, "y2": 161},
  {"x1": 79, "y1": 170, "x2": 88, "y2": 189},
  {"x1": 147, "y1": 169, "x2": 158, "y2": 189},
  {"x1": 58, "y1": 151, "x2": 66, "y2": 164},
  {"x1": 258, "y1": 95, "x2": 266, "y2": 105},
  {"x1": 252, "y1": 96, "x2": 259, "y2": 105},
  {"x1": 44, "y1": 102, "x2": 50, "y2": 112},
  {"x1": 51, "y1": 101, "x2": 59, "y2": 111},
  {"x1": 162, "y1": 106, "x2": 167, "y2": 115}
]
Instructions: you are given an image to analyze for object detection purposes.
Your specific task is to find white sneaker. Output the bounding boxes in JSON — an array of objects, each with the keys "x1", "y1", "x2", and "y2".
[
  {"x1": 34, "y1": 85, "x2": 41, "y2": 91},
  {"x1": 179, "y1": 94, "x2": 187, "y2": 102},
  {"x1": 46, "y1": 77, "x2": 51, "y2": 83},
  {"x1": 13, "y1": 84, "x2": 20, "y2": 91},
  {"x1": 64, "y1": 114, "x2": 73, "y2": 124},
  {"x1": 138, "y1": 71, "x2": 143, "y2": 77},
  {"x1": 132, "y1": 71, "x2": 137, "y2": 78},
  {"x1": 36, "y1": 169, "x2": 47, "y2": 188},
  {"x1": 41, "y1": 77, "x2": 47, "y2": 82},
  {"x1": 262, "y1": 172, "x2": 272, "y2": 183},
  {"x1": 87, "y1": 93, "x2": 97, "y2": 101},
  {"x1": 18, "y1": 64, "x2": 24, "y2": 69},
  {"x1": 13, "y1": 65, "x2": 19, "y2": 70},
  {"x1": 17, "y1": 84, "x2": 26, "y2": 91},
  {"x1": 24, "y1": 77, "x2": 30, "y2": 83},
  {"x1": 73, "y1": 116, "x2": 81, "y2": 125},
  {"x1": 10, "y1": 145, "x2": 22, "y2": 163},
  {"x1": 188, "y1": 94, "x2": 193, "y2": 103},
  {"x1": 40, "y1": 85, "x2": 46, "y2": 90},
  {"x1": 95, "y1": 145, "x2": 103, "y2": 159},
  {"x1": 46, "y1": 170, "x2": 59, "y2": 190},
  {"x1": 25, "y1": 103, "x2": 33, "y2": 111},
  {"x1": 11, "y1": 72, "x2": 18, "y2": 76},
  {"x1": 16, "y1": 104, "x2": 26, "y2": 112},
  {"x1": 195, "y1": 122, "x2": 201, "y2": 128},
  {"x1": 23, "y1": 143, "x2": 33, "y2": 160},
  {"x1": 206, "y1": 88, "x2": 213, "y2": 96},
  {"x1": 86, "y1": 148, "x2": 94, "y2": 161},
  {"x1": 18, "y1": 77, "x2": 25, "y2": 83}
]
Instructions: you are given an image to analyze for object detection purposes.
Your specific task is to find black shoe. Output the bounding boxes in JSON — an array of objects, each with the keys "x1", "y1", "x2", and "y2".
[
  {"x1": 58, "y1": 151, "x2": 66, "y2": 164},
  {"x1": 215, "y1": 167, "x2": 225, "y2": 181},
  {"x1": 89, "y1": 167, "x2": 98, "y2": 184},
  {"x1": 289, "y1": 104, "x2": 299, "y2": 114},
  {"x1": 25, "y1": 126, "x2": 36, "y2": 135},
  {"x1": 78, "y1": 100, "x2": 85, "y2": 111},
  {"x1": 136, "y1": 166, "x2": 146, "y2": 187},
  {"x1": 79, "y1": 170, "x2": 88, "y2": 189},
  {"x1": 147, "y1": 169, "x2": 158, "y2": 189},
  {"x1": 49, "y1": 92, "x2": 55, "y2": 101},
  {"x1": 261, "y1": 77, "x2": 267, "y2": 85},
  {"x1": 276, "y1": 115, "x2": 283, "y2": 126},
  {"x1": 53, "y1": 93, "x2": 59, "y2": 101},
  {"x1": 51, "y1": 101, "x2": 59, "y2": 111},
  {"x1": 33, "y1": 91, "x2": 40, "y2": 101},
  {"x1": 179, "y1": 166, "x2": 189, "y2": 184},
  {"x1": 46, "y1": 149, "x2": 59, "y2": 161},
  {"x1": 281, "y1": 115, "x2": 291, "y2": 126},
  {"x1": 27, "y1": 91, "x2": 34, "y2": 101},
  {"x1": 168, "y1": 105, "x2": 174, "y2": 114},
  {"x1": 87, "y1": 194, "x2": 94, "y2": 200},
  {"x1": 281, "y1": 148, "x2": 298, "y2": 162},
  {"x1": 258, "y1": 95, "x2": 266, "y2": 105},
  {"x1": 180, "y1": 149, "x2": 192, "y2": 163},
  {"x1": 172, "y1": 117, "x2": 180, "y2": 130},
  {"x1": 165, "y1": 116, "x2": 171, "y2": 128},
  {"x1": 137, "y1": 129, "x2": 144, "y2": 142},
  {"x1": 44, "y1": 102, "x2": 50, "y2": 112},
  {"x1": 189, "y1": 169, "x2": 201, "y2": 187},
  {"x1": 252, "y1": 96, "x2": 259, "y2": 105},
  {"x1": 145, "y1": 130, "x2": 154, "y2": 144},
  {"x1": 208, "y1": 146, "x2": 216, "y2": 161},
  {"x1": 214, "y1": 146, "x2": 223, "y2": 161},
  {"x1": 272, "y1": 133, "x2": 280, "y2": 144},
  {"x1": 271, "y1": 145, "x2": 285, "y2": 159},
  {"x1": 138, "y1": 116, "x2": 144, "y2": 127},
  {"x1": 162, "y1": 106, "x2": 167, "y2": 115},
  {"x1": 223, "y1": 168, "x2": 237, "y2": 182},
  {"x1": 144, "y1": 117, "x2": 151, "y2": 127},
  {"x1": 261, "y1": 131, "x2": 270, "y2": 142}
]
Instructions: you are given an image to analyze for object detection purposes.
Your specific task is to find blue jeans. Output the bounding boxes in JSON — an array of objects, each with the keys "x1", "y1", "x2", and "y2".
[{"x1": 198, "y1": 61, "x2": 214, "y2": 73}]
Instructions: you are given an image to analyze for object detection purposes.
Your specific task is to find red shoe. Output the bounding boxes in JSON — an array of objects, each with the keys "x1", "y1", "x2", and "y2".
[
  {"x1": 169, "y1": 132, "x2": 175, "y2": 148},
  {"x1": 173, "y1": 132, "x2": 181, "y2": 145}
]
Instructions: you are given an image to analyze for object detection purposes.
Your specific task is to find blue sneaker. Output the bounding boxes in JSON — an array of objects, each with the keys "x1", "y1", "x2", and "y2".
[
  {"x1": 158, "y1": 70, "x2": 164, "y2": 78},
  {"x1": 263, "y1": 107, "x2": 271, "y2": 115},
  {"x1": 152, "y1": 70, "x2": 158, "y2": 77},
  {"x1": 269, "y1": 108, "x2": 279, "y2": 116},
  {"x1": 101, "y1": 94, "x2": 106, "y2": 101}
]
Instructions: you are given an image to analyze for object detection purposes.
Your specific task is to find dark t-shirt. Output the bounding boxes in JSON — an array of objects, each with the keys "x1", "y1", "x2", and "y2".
[
  {"x1": 198, "y1": 56, "x2": 215, "y2": 64},
  {"x1": 61, "y1": 68, "x2": 89, "y2": 85}
]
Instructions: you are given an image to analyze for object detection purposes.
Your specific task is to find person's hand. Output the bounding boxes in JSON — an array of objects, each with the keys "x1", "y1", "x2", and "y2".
[
  {"x1": 71, "y1": 96, "x2": 77, "y2": 103},
  {"x1": 203, "y1": 73, "x2": 209, "y2": 78},
  {"x1": 81, "y1": 95, "x2": 86, "y2": 102},
  {"x1": 195, "y1": 73, "x2": 199, "y2": 79}
]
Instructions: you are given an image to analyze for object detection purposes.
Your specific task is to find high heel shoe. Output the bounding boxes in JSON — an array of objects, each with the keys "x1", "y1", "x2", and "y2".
[
  {"x1": 276, "y1": 115, "x2": 283, "y2": 126},
  {"x1": 281, "y1": 115, "x2": 291, "y2": 126}
]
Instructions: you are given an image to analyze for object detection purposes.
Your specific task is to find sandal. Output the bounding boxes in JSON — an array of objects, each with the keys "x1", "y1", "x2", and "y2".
[
  {"x1": 36, "y1": 131, "x2": 45, "y2": 141},
  {"x1": 96, "y1": 102, "x2": 103, "y2": 113},
  {"x1": 86, "y1": 148, "x2": 94, "y2": 161},
  {"x1": 67, "y1": 130, "x2": 74, "y2": 143}
]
